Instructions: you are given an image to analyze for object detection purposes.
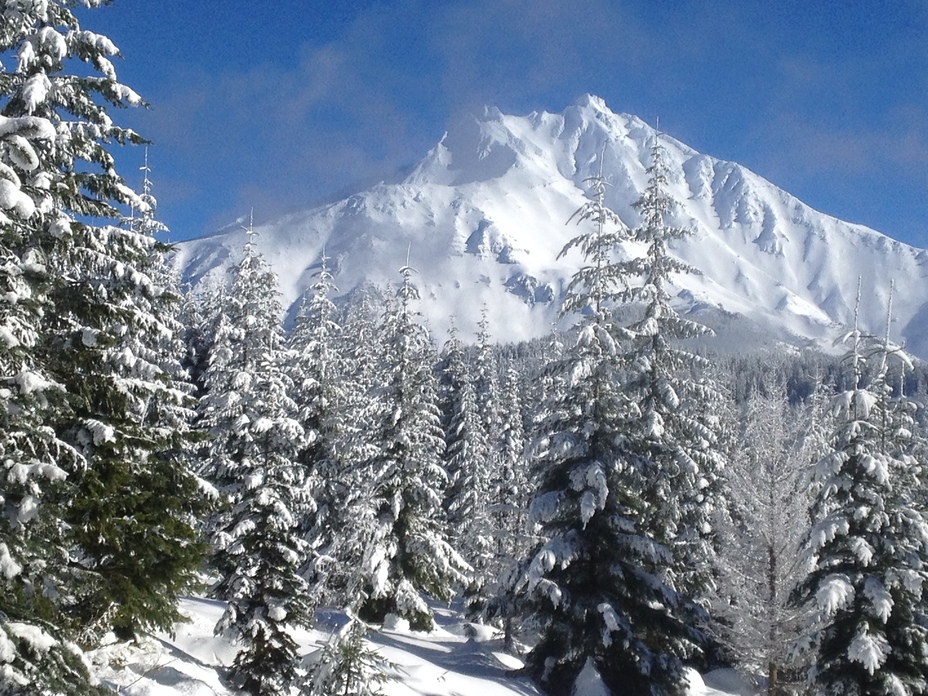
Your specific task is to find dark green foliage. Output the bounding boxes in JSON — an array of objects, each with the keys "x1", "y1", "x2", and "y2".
[
  {"x1": 525, "y1": 171, "x2": 704, "y2": 695},
  {"x1": 619, "y1": 143, "x2": 724, "y2": 604},
  {"x1": 42, "y1": 170, "x2": 207, "y2": 641},
  {"x1": 525, "y1": 325, "x2": 702, "y2": 695},
  {"x1": 793, "y1": 302, "x2": 928, "y2": 695},
  {"x1": 1, "y1": 4, "x2": 206, "y2": 691}
]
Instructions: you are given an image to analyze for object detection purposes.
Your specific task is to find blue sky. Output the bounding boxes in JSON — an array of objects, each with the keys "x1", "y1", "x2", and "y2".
[{"x1": 84, "y1": 0, "x2": 928, "y2": 247}]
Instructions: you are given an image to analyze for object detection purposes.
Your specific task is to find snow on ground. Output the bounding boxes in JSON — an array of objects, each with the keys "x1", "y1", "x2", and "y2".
[{"x1": 91, "y1": 596, "x2": 742, "y2": 696}]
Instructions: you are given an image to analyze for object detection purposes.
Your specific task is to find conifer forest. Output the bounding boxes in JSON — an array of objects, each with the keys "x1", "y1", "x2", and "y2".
[{"x1": 4, "y1": 3, "x2": 928, "y2": 696}]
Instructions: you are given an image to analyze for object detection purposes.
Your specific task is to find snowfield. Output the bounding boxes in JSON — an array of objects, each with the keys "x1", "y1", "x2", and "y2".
[{"x1": 91, "y1": 597, "x2": 743, "y2": 696}]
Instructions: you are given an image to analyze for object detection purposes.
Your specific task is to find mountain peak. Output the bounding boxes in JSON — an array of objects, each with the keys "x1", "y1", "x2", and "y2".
[
  {"x1": 572, "y1": 93, "x2": 611, "y2": 112},
  {"x1": 174, "y1": 100, "x2": 928, "y2": 359},
  {"x1": 479, "y1": 104, "x2": 504, "y2": 121}
]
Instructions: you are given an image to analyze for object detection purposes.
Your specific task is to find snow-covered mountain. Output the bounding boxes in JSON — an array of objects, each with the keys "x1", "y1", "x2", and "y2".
[{"x1": 173, "y1": 94, "x2": 928, "y2": 358}]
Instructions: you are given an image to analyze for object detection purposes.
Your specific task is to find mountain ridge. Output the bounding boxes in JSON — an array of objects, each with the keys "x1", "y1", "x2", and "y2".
[{"x1": 172, "y1": 94, "x2": 928, "y2": 358}]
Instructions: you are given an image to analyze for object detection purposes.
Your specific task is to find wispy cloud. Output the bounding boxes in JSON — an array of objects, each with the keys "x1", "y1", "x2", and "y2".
[{"x1": 118, "y1": 0, "x2": 928, "y2": 246}]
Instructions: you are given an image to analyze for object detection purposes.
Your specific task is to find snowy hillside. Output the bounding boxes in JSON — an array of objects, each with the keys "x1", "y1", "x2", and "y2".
[
  {"x1": 94, "y1": 598, "x2": 742, "y2": 696},
  {"x1": 173, "y1": 94, "x2": 928, "y2": 357}
]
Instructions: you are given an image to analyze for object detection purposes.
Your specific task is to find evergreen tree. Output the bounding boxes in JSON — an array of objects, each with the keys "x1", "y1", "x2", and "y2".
[
  {"x1": 524, "y1": 174, "x2": 702, "y2": 694},
  {"x1": 620, "y1": 142, "x2": 724, "y2": 603},
  {"x1": 0, "y1": 79, "x2": 88, "y2": 693},
  {"x1": 441, "y1": 326, "x2": 493, "y2": 576},
  {"x1": 304, "y1": 616, "x2": 396, "y2": 696},
  {"x1": 338, "y1": 284, "x2": 383, "y2": 478},
  {"x1": 793, "y1": 288, "x2": 928, "y2": 696},
  {"x1": 180, "y1": 279, "x2": 224, "y2": 398},
  {"x1": 0, "y1": 70, "x2": 103, "y2": 696},
  {"x1": 53, "y1": 160, "x2": 205, "y2": 643},
  {"x1": 213, "y1": 359, "x2": 312, "y2": 696},
  {"x1": 198, "y1": 229, "x2": 288, "y2": 496},
  {"x1": 324, "y1": 284, "x2": 386, "y2": 607},
  {"x1": 481, "y1": 356, "x2": 532, "y2": 649},
  {"x1": 475, "y1": 307, "x2": 502, "y2": 455},
  {"x1": 287, "y1": 254, "x2": 347, "y2": 605},
  {"x1": 199, "y1": 233, "x2": 313, "y2": 696},
  {"x1": 494, "y1": 357, "x2": 529, "y2": 548},
  {"x1": 356, "y1": 265, "x2": 469, "y2": 630},
  {"x1": 1, "y1": 0, "x2": 204, "y2": 660}
]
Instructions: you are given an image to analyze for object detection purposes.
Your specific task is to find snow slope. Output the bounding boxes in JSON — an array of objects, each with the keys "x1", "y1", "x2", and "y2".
[
  {"x1": 92, "y1": 597, "x2": 741, "y2": 696},
  {"x1": 173, "y1": 94, "x2": 928, "y2": 358}
]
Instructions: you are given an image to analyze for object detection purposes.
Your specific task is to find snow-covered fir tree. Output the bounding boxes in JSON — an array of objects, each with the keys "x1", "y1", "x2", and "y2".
[
  {"x1": 0, "y1": 21, "x2": 101, "y2": 690},
  {"x1": 180, "y1": 278, "x2": 225, "y2": 398},
  {"x1": 127, "y1": 153, "x2": 201, "y2": 433},
  {"x1": 212, "y1": 363, "x2": 312, "y2": 696},
  {"x1": 323, "y1": 283, "x2": 386, "y2": 604},
  {"x1": 304, "y1": 615, "x2": 396, "y2": 696},
  {"x1": 355, "y1": 265, "x2": 469, "y2": 631},
  {"x1": 1, "y1": 0, "x2": 204, "y2": 665},
  {"x1": 620, "y1": 142, "x2": 724, "y2": 604},
  {"x1": 440, "y1": 325, "x2": 493, "y2": 578},
  {"x1": 54, "y1": 162, "x2": 206, "y2": 642},
  {"x1": 793, "y1": 288, "x2": 928, "y2": 696},
  {"x1": 338, "y1": 284, "x2": 384, "y2": 479},
  {"x1": 197, "y1": 228, "x2": 288, "y2": 495},
  {"x1": 524, "y1": 173, "x2": 703, "y2": 694},
  {"x1": 493, "y1": 356, "x2": 530, "y2": 553},
  {"x1": 286, "y1": 254, "x2": 347, "y2": 606},
  {"x1": 198, "y1": 232, "x2": 313, "y2": 696},
  {"x1": 474, "y1": 307, "x2": 503, "y2": 462},
  {"x1": 481, "y1": 355, "x2": 533, "y2": 649}
]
